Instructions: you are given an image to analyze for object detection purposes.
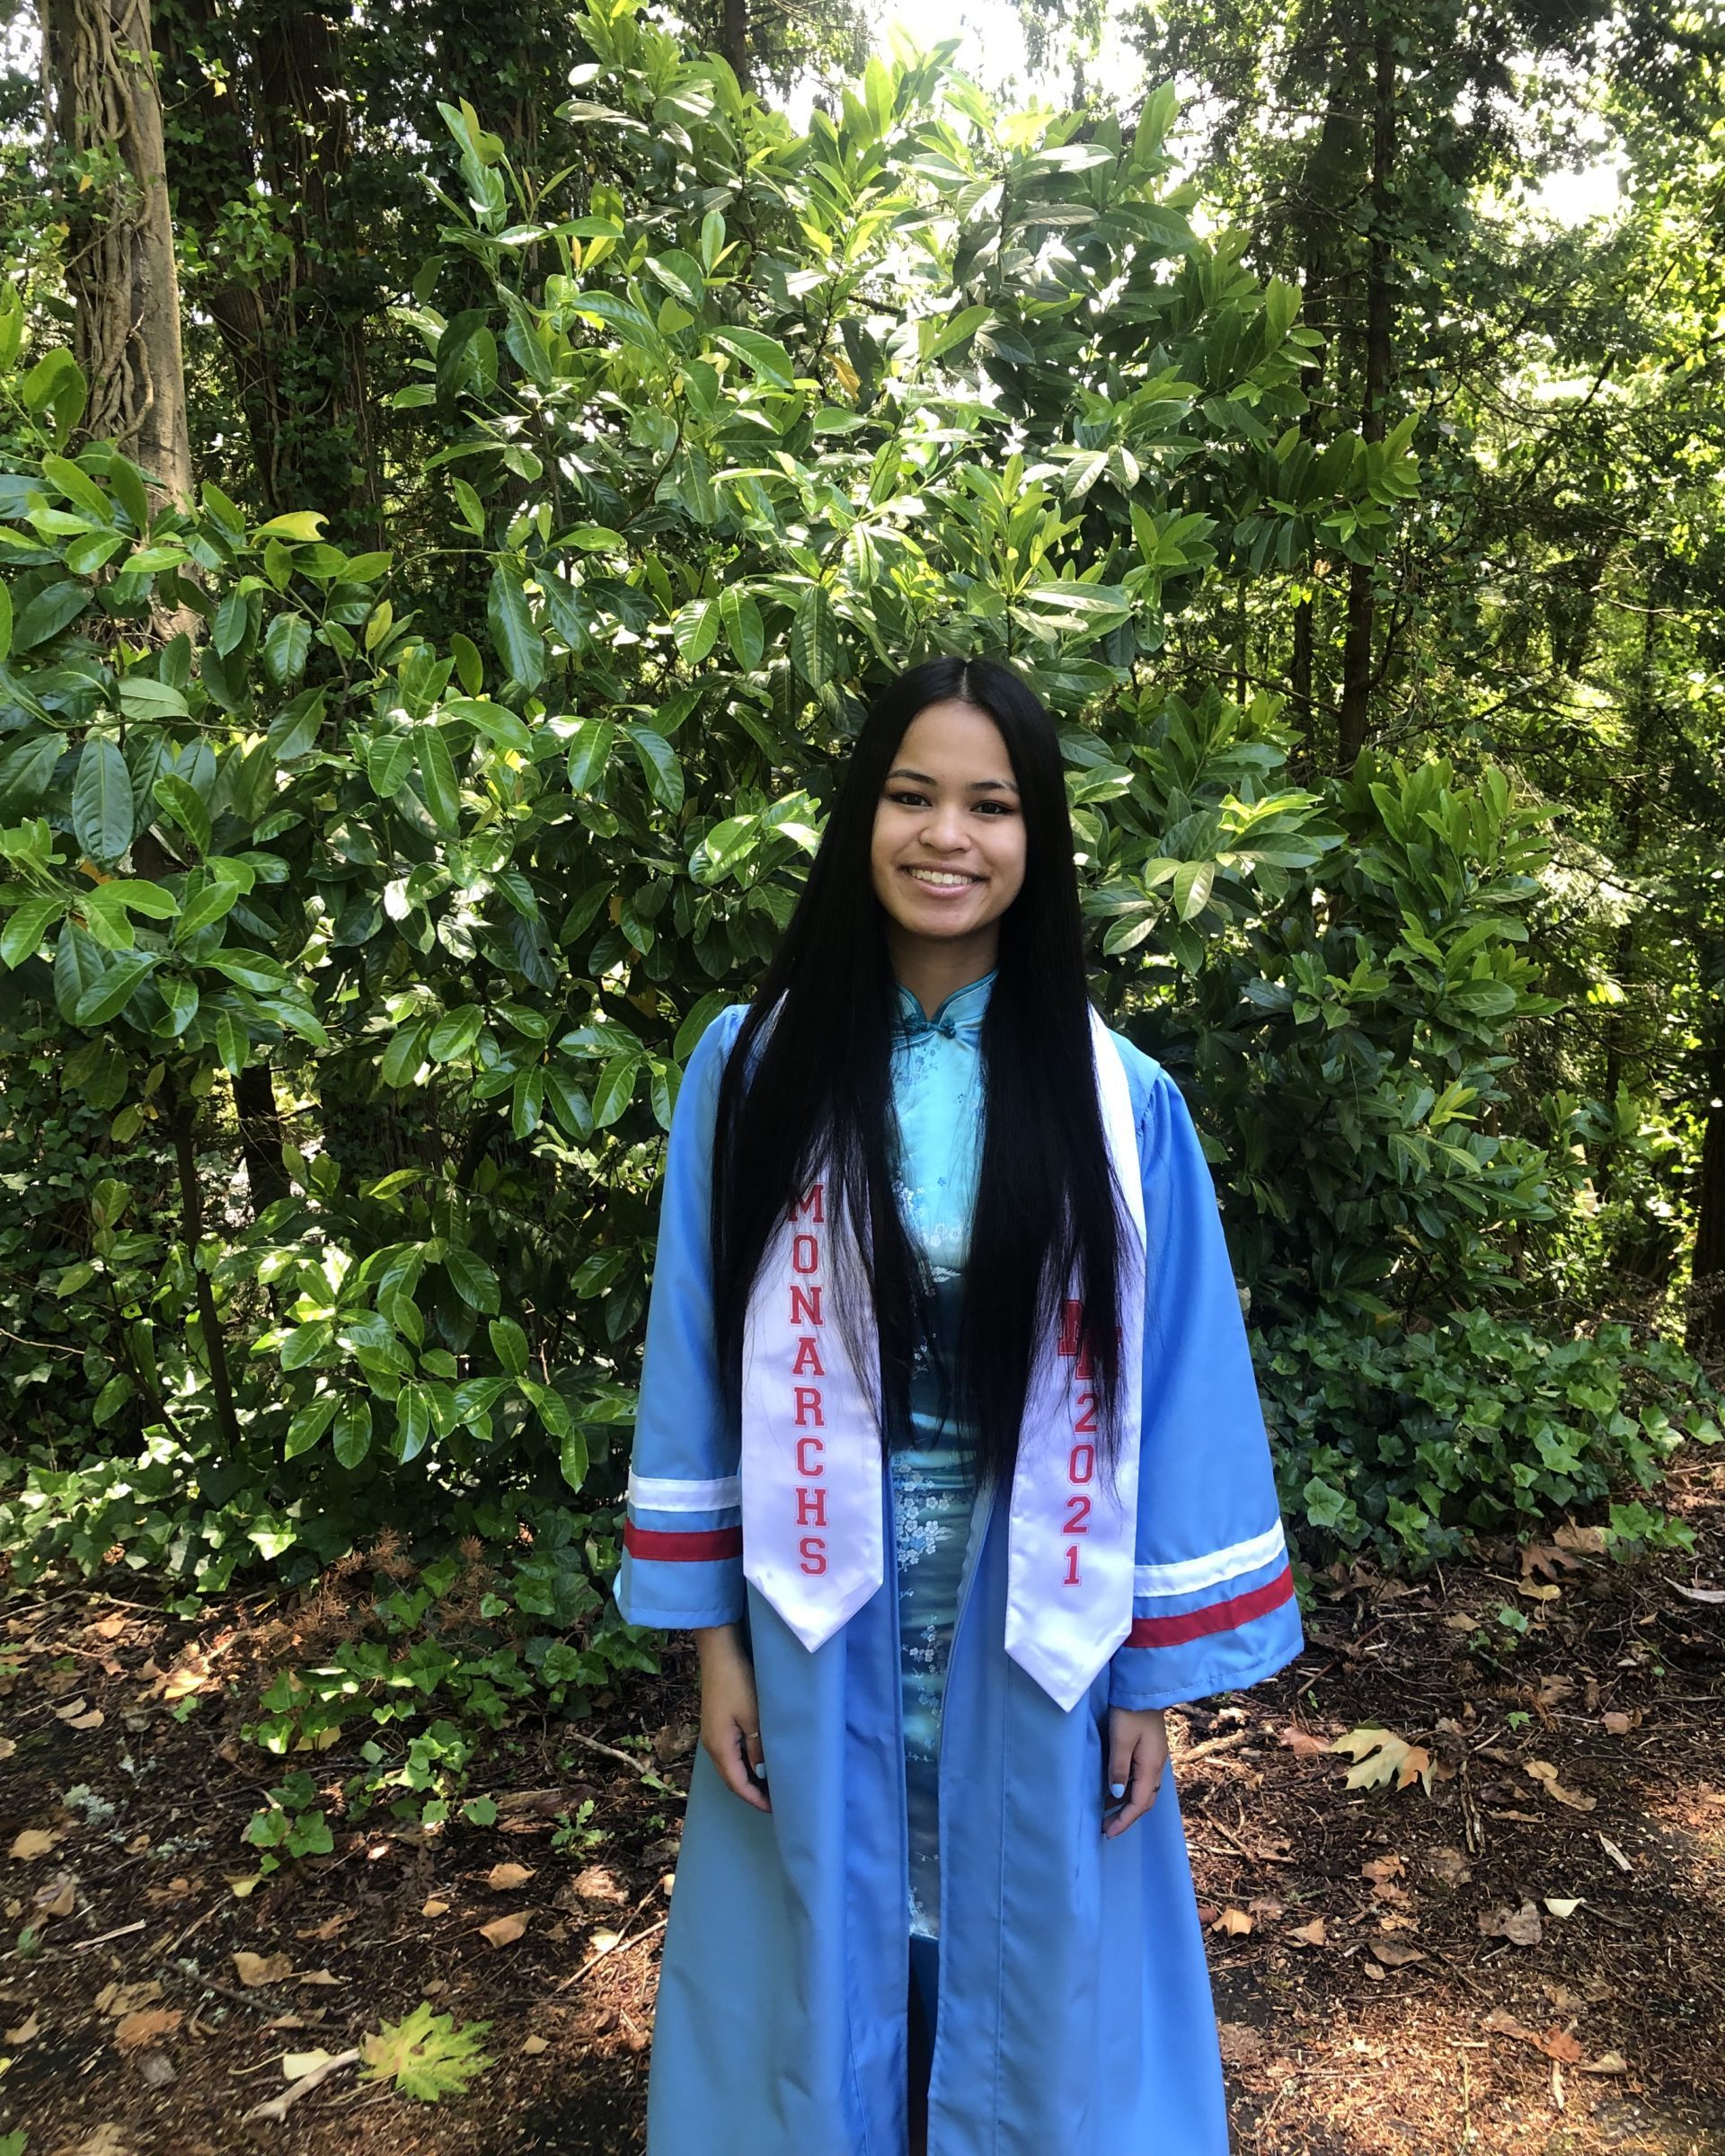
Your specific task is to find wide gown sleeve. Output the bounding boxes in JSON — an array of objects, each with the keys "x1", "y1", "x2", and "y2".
[
  {"x1": 1107, "y1": 1065, "x2": 1305, "y2": 1712},
  {"x1": 612, "y1": 1006, "x2": 748, "y2": 1630}
]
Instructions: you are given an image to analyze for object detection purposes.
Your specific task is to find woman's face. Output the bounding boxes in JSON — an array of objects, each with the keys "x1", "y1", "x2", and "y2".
[{"x1": 869, "y1": 699, "x2": 1028, "y2": 957}]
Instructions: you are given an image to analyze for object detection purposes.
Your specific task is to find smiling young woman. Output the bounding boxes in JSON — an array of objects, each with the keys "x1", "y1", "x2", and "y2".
[{"x1": 615, "y1": 654, "x2": 1304, "y2": 2156}]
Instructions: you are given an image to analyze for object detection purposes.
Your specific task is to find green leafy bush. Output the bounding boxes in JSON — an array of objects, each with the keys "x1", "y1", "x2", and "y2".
[{"x1": 1261, "y1": 1308, "x2": 1719, "y2": 1567}]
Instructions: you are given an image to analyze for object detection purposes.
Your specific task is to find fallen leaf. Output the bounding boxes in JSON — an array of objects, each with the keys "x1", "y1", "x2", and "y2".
[
  {"x1": 1597, "y1": 1833, "x2": 1632, "y2": 1871},
  {"x1": 1427, "y1": 1847, "x2": 1472, "y2": 1885},
  {"x1": 522, "y1": 2033, "x2": 550, "y2": 2054},
  {"x1": 69, "y1": 2125, "x2": 131, "y2": 2155},
  {"x1": 1277, "y1": 1724, "x2": 1331, "y2": 1757},
  {"x1": 1544, "y1": 1897, "x2": 1584, "y2": 1918},
  {"x1": 1517, "y1": 1581, "x2": 1562, "y2": 1603},
  {"x1": 284, "y1": 2047, "x2": 341, "y2": 2080},
  {"x1": 6, "y1": 2012, "x2": 41, "y2": 2042},
  {"x1": 1521, "y1": 1542, "x2": 1585, "y2": 1581},
  {"x1": 1552, "y1": 1523, "x2": 1606, "y2": 1555},
  {"x1": 161, "y1": 1663, "x2": 208, "y2": 1702},
  {"x1": 1368, "y1": 1939, "x2": 1426, "y2": 1966},
  {"x1": 301, "y1": 1913, "x2": 352, "y2": 1943},
  {"x1": 1289, "y1": 1916, "x2": 1328, "y2": 1946},
  {"x1": 587, "y1": 1927, "x2": 624, "y2": 1954},
  {"x1": 571, "y1": 1865, "x2": 628, "y2": 1904},
  {"x1": 1670, "y1": 1582, "x2": 1725, "y2": 1604},
  {"x1": 1525, "y1": 1759, "x2": 1596, "y2": 1812},
  {"x1": 34, "y1": 1870, "x2": 78, "y2": 1918},
  {"x1": 479, "y1": 1911, "x2": 532, "y2": 1948},
  {"x1": 296, "y1": 1968, "x2": 342, "y2": 1986},
  {"x1": 422, "y1": 1896, "x2": 451, "y2": 1918},
  {"x1": 1331, "y1": 1726, "x2": 1433, "y2": 1794},
  {"x1": 1580, "y1": 2050, "x2": 1628, "y2": 2074},
  {"x1": 96, "y1": 1981, "x2": 162, "y2": 2016},
  {"x1": 1210, "y1": 1906, "x2": 1253, "y2": 1935},
  {"x1": 1361, "y1": 1854, "x2": 1404, "y2": 1886},
  {"x1": 1601, "y1": 1711, "x2": 1636, "y2": 1736},
  {"x1": 1479, "y1": 1901, "x2": 1544, "y2": 1946},
  {"x1": 0, "y1": 1736, "x2": 13, "y2": 1761},
  {"x1": 487, "y1": 1862, "x2": 536, "y2": 1892},
  {"x1": 233, "y1": 1950, "x2": 295, "y2": 1987},
  {"x1": 8, "y1": 1828, "x2": 63, "y2": 1860},
  {"x1": 114, "y1": 2007, "x2": 182, "y2": 2051}
]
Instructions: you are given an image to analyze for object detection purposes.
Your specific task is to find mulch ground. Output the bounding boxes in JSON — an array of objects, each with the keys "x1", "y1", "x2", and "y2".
[{"x1": 2, "y1": 1444, "x2": 1721, "y2": 2155}]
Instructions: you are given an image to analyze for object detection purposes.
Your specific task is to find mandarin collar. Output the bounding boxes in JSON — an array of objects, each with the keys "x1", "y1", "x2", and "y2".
[{"x1": 892, "y1": 967, "x2": 997, "y2": 1041}]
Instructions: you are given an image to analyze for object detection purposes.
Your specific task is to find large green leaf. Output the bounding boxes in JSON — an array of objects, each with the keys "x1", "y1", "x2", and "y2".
[
  {"x1": 72, "y1": 738, "x2": 135, "y2": 863},
  {"x1": 487, "y1": 565, "x2": 545, "y2": 690}
]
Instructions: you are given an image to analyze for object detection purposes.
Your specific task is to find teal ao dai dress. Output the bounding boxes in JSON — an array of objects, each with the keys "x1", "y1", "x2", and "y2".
[{"x1": 887, "y1": 966, "x2": 996, "y2": 1944}]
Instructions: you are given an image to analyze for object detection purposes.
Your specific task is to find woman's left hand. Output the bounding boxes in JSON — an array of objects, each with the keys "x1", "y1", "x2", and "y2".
[{"x1": 1102, "y1": 1707, "x2": 1169, "y2": 1839}]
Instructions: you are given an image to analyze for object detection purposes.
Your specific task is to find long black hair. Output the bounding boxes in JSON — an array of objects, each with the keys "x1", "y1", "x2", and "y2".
[{"x1": 709, "y1": 654, "x2": 1140, "y2": 1494}]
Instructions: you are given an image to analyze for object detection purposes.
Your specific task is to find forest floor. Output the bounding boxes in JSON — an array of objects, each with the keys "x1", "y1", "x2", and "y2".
[{"x1": 2, "y1": 1445, "x2": 1722, "y2": 2156}]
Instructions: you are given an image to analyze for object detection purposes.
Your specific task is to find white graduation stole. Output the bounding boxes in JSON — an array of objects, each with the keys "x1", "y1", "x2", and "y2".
[{"x1": 739, "y1": 1003, "x2": 1145, "y2": 1713}]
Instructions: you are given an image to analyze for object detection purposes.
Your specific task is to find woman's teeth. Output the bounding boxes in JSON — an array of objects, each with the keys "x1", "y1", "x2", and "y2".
[{"x1": 905, "y1": 868, "x2": 978, "y2": 887}]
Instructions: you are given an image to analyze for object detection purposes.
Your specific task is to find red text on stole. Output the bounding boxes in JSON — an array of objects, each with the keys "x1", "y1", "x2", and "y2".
[
  {"x1": 1057, "y1": 1297, "x2": 1102, "y2": 1586},
  {"x1": 788, "y1": 1182, "x2": 827, "y2": 1575}
]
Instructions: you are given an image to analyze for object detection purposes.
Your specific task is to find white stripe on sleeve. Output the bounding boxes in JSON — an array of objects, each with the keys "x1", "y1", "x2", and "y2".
[
  {"x1": 1133, "y1": 1522, "x2": 1287, "y2": 1601},
  {"x1": 628, "y1": 1471, "x2": 742, "y2": 1514}
]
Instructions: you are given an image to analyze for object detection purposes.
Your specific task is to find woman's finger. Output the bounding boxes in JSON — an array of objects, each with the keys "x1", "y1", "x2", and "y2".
[{"x1": 1103, "y1": 1733, "x2": 1166, "y2": 1839}]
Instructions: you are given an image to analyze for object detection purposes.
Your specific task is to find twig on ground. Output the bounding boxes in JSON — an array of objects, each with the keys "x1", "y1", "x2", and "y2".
[{"x1": 241, "y1": 2046, "x2": 361, "y2": 2125}]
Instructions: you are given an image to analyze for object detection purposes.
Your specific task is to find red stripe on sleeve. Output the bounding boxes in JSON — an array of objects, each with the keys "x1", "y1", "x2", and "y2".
[
  {"x1": 1126, "y1": 1560, "x2": 1295, "y2": 1648},
  {"x1": 624, "y1": 1522, "x2": 744, "y2": 1563}
]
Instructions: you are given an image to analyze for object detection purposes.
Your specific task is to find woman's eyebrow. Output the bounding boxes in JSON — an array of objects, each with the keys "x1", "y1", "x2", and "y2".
[{"x1": 887, "y1": 766, "x2": 1020, "y2": 794}]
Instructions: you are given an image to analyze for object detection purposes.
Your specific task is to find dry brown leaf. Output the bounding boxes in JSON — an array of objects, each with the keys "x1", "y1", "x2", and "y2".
[
  {"x1": 1552, "y1": 1523, "x2": 1606, "y2": 1556},
  {"x1": 1517, "y1": 1581, "x2": 1562, "y2": 1603},
  {"x1": 1275, "y1": 1724, "x2": 1331, "y2": 1757},
  {"x1": 1288, "y1": 1916, "x2": 1328, "y2": 1946},
  {"x1": 8, "y1": 1828, "x2": 63, "y2": 1861},
  {"x1": 479, "y1": 1911, "x2": 532, "y2": 1948},
  {"x1": 232, "y1": 1950, "x2": 295, "y2": 1987},
  {"x1": 160, "y1": 1663, "x2": 208, "y2": 1702},
  {"x1": 422, "y1": 1896, "x2": 451, "y2": 1918},
  {"x1": 588, "y1": 1927, "x2": 624, "y2": 1954},
  {"x1": 296, "y1": 1968, "x2": 342, "y2": 1986},
  {"x1": 1210, "y1": 1906, "x2": 1253, "y2": 1935},
  {"x1": 1427, "y1": 1847, "x2": 1472, "y2": 1885},
  {"x1": 0, "y1": 1736, "x2": 14, "y2": 1762},
  {"x1": 67, "y1": 2125, "x2": 131, "y2": 2156},
  {"x1": 95, "y1": 1981, "x2": 162, "y2": 2016},
  {"x1": 1368, "y1": 1939, "x2": 1426, "y2": 1966},
  {"x1": 1520, "y1": 1542, "x2": 1584, "y2": 1580},
  {"x1": 1479, "y1": 1901, "x2": 1544, "y2": 1946},
  {"x1": 1525, "y1": 1759, "x2": 1597, "y2": 1812},
  {"x1": 1544, "y1": 1897, "x2": 1584, "y2": 1919},
  {"x1": 300, "y1": 1913, "x2": 352, "y2": 1943},
  {"x1": 521, "y1": 2034, "x2": 550, "y2": 2055},
  {"x1": 1597, "y1": 1833, "x2": 1632, "y2": 1871},
  {"x1": 1600, "y1": 1710, "x2": 1638, "y2": 1736},
  {"x1": 34, "y1": 1870, "x2": 78, "y2": 1919},
  {"x1": 1579, "y1": 2051, "x2": 1628, "y2": 2074},
  {"x1": 114, "y1": 2007, "x2": 182, "y2": 2052},
  {"x1": 487, "y1": 1862, "x2": 536, "y2": 1891},
  {"x1": 571, "y1": 1865, "x2": 629, "y2": 1904},
  {"x1": 5, "y1": 2012, "x2": 41, "y2": 2043}
]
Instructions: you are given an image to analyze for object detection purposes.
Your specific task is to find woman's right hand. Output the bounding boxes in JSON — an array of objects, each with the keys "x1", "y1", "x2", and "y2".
[{"x1": 694, "y1": 1622, "x2": 770, "y2": 1813}]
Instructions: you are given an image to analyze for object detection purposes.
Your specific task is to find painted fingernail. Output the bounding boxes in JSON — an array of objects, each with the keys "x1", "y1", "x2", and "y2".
[
  {"x1": 752, "y1": 1760, "x2": 768, "y2": 1780},
  {"x1": 1110, "y1": 1781, "x2": 1127, "y2": 1798}
]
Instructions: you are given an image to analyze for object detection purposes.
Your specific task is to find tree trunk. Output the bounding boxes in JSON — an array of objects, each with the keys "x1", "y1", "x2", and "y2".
[
  {"x1": 44, "y1": 0, "x2": 193, "y2": 511},
  {"x1": 721, "y1": 0, "x2": 750, "y2": 87},
  {"x1": 234, "y1": 1063, "x2": 290, "y2": 1215},
  {"x1": 1336, "y1": 13, "x2": 1395, "y2": 773}
]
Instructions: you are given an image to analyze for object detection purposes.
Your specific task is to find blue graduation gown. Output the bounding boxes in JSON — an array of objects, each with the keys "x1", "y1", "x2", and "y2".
[{"x1": 615, "y1": 1001, "x2": 1305, "y2": 2155}]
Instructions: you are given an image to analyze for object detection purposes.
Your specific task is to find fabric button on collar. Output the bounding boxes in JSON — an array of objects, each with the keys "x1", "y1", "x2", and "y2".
[{"x1": 892, "y1": 968, "x2": 996, "y2": 1041}]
